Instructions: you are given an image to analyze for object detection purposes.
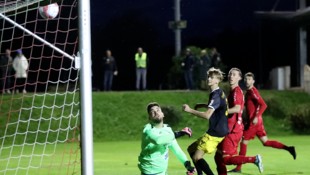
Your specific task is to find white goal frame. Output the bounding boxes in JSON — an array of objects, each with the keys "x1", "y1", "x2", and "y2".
[
  {"x1": 78, "y1": 0, "x2": 94, "y2": 175},
  {"x1": 0, "y1": 0, "x2": 94, "y2": 174}
]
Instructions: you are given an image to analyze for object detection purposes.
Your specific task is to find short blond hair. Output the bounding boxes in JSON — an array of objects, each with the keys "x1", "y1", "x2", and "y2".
[
  {"x1": 228, "y1": 67, "x2": 242, "y2": 78},
  {"x1": 207, "y1": 67, "x2": 224, "y2": 82}
]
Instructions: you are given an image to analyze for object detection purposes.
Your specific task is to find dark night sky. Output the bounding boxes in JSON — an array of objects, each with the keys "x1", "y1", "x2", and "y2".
[{"x1": 90, "y1": 0, "x2": 304, "y2": 90}]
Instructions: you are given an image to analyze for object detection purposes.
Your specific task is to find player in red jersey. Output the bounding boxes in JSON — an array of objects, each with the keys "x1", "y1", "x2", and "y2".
[
  {"x1": 215, "y1": 68, "x2": 263, "y2": 175},
  {"x1": 229, "y1": 72, "x2": 296, "y2": 173}
]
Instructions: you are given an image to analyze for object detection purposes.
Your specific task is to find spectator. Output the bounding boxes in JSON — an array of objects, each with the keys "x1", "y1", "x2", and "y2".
[
  {"x1": 0, "y1": 49, "x2": 13, "y2": 94},
  {"x1": 199, "y1": 49, "x2": 211, "y2": 90},
  {"x1": 135, "y1": 47, "x2": 147, "y2": 90},
  {"x1": 102, "y1": 49, "x2": 118, "y2": 91},
  {"x1": 210, "y1": 48, "x2": 221, "y2": 68},
  {"x1": 13, "y1": 49, "x2": 28, "y2": 94},
  {"x1": 181, "y1": 48, "x2": 195, "y2": 90}
]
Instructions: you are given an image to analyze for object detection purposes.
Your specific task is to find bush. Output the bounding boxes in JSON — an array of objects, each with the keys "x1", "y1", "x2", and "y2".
[
  {"x1": 161, "y1": 105, "x2": 183, "y2": 127},
  {"x1": 264, "y1": 98, "x2": 288, "y2": 119},
  {"x1": 167, "y1": 56, "x2": 184, "y2": 89},
  {"x1": 289, "y1": 104, "x2": 310, "y2": 134}
]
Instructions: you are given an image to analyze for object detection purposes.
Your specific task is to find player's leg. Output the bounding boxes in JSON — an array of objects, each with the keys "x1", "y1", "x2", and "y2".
[
  {"x1": 258, "y1": 123, "x2": 296, "y2": 159},
  {"x1": 214, "y1": 150, "x2": 227, "y2": 175},
  {"x1": 190, "y1": 134, "x2": 223, "y2": 175},
  {"x1": 224, "y1": 154, "x2": 263, "y2": 173},
  {"x1": 223, "y1": 155, "x2": 255, "y2": 165},
  {"x1": 222, "y1": 132, "x2": 245, "y2": 173},
  {"x1": 187, "y1": 140, "x2": 203, "y2": 175},
  {"x1": 260, "y1": 135, "x2": 296, "y2": 159},
  {"x1": 229, "y1": 139, "x2": 249, "y2": 172},
  {"x1": 193, "y1": 150, "x2": 214, "y2": 175}
]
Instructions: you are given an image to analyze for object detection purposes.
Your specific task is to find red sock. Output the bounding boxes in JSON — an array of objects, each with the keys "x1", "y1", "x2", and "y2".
[
  {"x1": 239, "y1": 142, "x2": 247, "y2": 156},
  {"x1": 235, "y1": 142, "x2": 247, "y2": 170},
  {"x1": 264, "y1": 140, "x2": 287, "y2": 149},
  {"x1": 223, "y1": 155, "x2": 255, "y2": 165}
]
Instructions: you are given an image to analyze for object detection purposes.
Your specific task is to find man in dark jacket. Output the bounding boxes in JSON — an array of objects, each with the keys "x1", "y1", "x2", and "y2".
[
  {"x1": 102, "y1": 49, "x2": 118, "y2": 91},
  {"x1": 181, "y1": 48, "x2": 195, "y2": 90}
]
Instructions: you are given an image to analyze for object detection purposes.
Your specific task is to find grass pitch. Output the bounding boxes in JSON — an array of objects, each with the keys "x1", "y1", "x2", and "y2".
[{"x1": 94, "y1": 135, "x2": 310, "y2": 175}]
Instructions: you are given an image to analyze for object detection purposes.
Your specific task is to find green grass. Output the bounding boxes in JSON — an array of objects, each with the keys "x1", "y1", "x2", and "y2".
[
  {"x1": 1, "y1": 90, "x2": 310, "y2": 174},
  {"x1": 0, "y1": 143, "x2": 81, "y2": 175},
  {"x1": 1, "y1": 136, "x2": 308, "y2": 175},
  {"x1": 94, "y1": 136, "x2": 310, "y2": 175}
]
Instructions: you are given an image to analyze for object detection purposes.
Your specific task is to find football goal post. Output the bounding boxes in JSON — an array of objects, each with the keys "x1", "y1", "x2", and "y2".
[{"x1": 0, "y1": 0, "x2": 93, "y2": 174}]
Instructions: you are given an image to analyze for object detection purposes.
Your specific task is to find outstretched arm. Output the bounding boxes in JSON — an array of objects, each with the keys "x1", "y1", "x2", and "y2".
[
  {"x1": 170, "y1": 140, "x2": 195, "y2": 174},
  {"x1": 174, "y1": 127, "x2": 192, "y2": 138},
  {"x1": 183, "y1": 104, "x2": 214, "y2": 120},
  {"x1": 194, "y1": 103, "x2": 209, "y2": 110}
]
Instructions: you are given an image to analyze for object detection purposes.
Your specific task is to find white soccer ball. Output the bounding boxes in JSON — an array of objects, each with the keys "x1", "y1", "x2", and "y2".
[{"x1": 39, "y1": 3, "x2": 59, "y2": 19}]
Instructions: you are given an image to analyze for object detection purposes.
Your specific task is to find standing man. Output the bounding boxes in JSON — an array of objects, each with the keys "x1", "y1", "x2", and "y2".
[
  {"x1": 138, "y1": 102, "x2": 195, "y2": 175},
  {"x1": 13, "y1": 49, "x2": 28, "y2": 94},
  {"x1": 135, "y1": 47, "x2": 147, "y2": 91},
  {"x1": 199, "y1": 49, "x2": 211, "y2": 90},
  {"x1": 102, "y1": 49, "x2": 118, "y2": 91},
  {"x1": 183, "y1": 67, "x2": 229, "y2": 175},
  {"x1": 229, "y1": 72, "x2": 296, "y2": 173},
  {"x1": 210, "y1": 48, "x2": 221, "y2": 68},
  {"x1": 215, "y1": 68, "x2": 263, "y2": 175},
  {"x1": 181, "y1": 48, "x2": 195, "y2": 90},
  {"x1": 0, "y1": 49, "x2": 13, "y2": 94}
]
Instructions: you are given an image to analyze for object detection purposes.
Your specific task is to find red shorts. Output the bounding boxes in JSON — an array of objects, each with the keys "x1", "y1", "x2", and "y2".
[
  {"x1": 218, "y1": 131, "x2": 243, "y2": 156},
  {"x1": 243, "y1": 123, "x2": 267, "y2": 140}
]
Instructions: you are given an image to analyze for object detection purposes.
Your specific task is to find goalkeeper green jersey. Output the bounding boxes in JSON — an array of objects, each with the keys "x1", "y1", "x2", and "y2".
[{"x1": 138, "y1": 123, "x2": 188, "y2": 174}]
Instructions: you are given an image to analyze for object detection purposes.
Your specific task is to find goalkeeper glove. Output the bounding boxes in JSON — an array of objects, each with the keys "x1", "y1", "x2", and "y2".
[
  {"x1": 174, "y1": 127, "x2": 192, "y2": 138},
  {"x1": 184, "y1": 161, "x2": 195, "y2": 175}
]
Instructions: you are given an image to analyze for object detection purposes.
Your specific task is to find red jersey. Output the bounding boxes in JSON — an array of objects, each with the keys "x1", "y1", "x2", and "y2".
[
  {"x1": 245, "y1": 86, "x2": 267, "y2": 125},
  {"x1": 227, "y1": 86, "x2": 244, "y2": 133}
]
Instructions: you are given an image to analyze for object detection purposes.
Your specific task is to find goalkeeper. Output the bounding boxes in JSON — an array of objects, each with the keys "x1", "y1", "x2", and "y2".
[{"x1": 138, "y1": 102, "x2": 195, "y2": 175}]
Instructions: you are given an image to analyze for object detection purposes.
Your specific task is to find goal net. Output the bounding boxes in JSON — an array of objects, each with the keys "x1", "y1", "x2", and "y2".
[{"x1": 0, "y1": 0, "x2": 81, "y2": 174}]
